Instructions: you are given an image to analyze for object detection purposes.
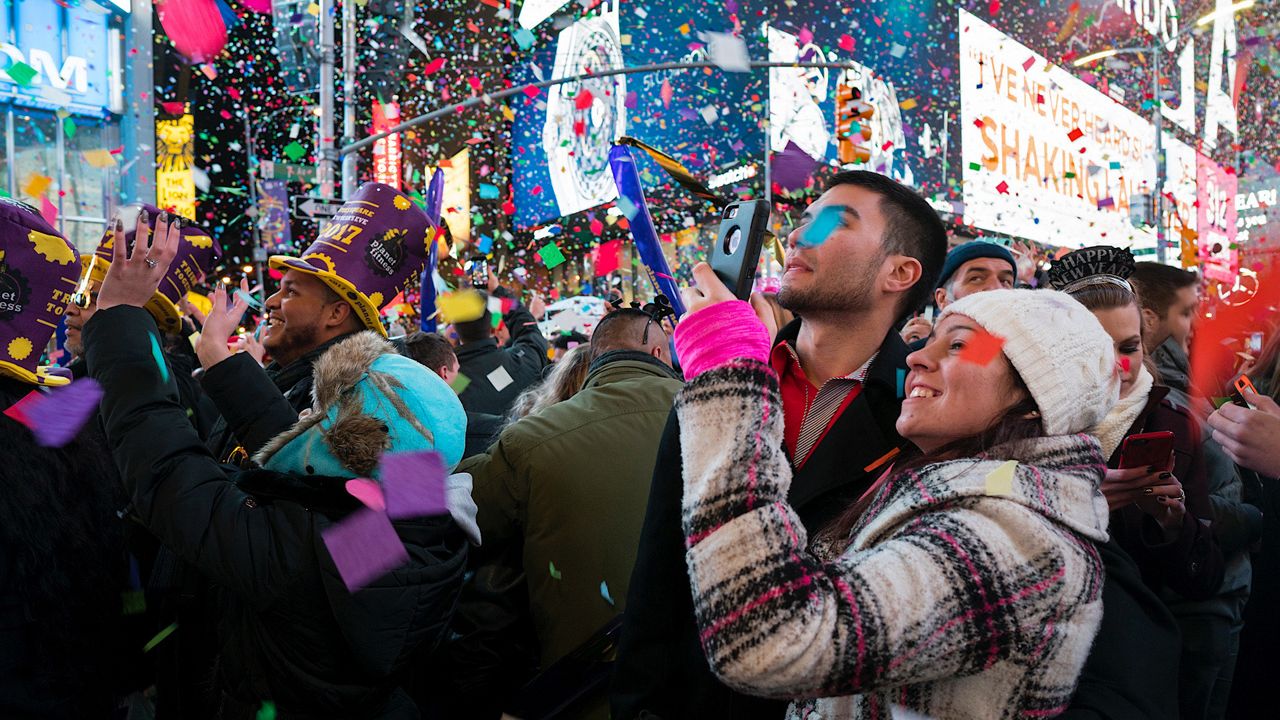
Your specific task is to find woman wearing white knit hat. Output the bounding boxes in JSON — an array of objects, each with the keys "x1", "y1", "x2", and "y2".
[{"x1": 667, "y1": 262, "x2": 1121, "y2": 719}]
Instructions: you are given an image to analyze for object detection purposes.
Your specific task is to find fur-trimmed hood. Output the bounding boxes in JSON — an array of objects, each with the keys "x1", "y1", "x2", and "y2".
[{"x1": 254, "y1": 331, "x2": 467, "y2": 477}]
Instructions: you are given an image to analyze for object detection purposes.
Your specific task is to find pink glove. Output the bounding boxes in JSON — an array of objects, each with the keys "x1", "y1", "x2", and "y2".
[{"x1": 673, "y1": 300, "x2": 772, "y2": 379}]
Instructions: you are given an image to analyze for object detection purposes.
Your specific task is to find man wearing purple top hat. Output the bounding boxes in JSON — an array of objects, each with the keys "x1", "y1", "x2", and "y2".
[
  {"x1": 0, "y1": 196, "x2": 127, "y2": 716},
  {"x1": 196, "y1": 182, "x2": 444, "y2": 463},
  {"x1": 64, "y1": 204, "x2": 221, "y2": 440}
]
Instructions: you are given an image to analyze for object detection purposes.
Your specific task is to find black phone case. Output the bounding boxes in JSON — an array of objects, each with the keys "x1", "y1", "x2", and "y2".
[{"x1": 709, "y1": 200, "x2": 770, "y2": 300}]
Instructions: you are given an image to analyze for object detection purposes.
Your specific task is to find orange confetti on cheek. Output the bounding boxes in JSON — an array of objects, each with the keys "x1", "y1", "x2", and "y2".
[{"x1": 958, "y1": 328, "x2": 1006, "y2": 366}]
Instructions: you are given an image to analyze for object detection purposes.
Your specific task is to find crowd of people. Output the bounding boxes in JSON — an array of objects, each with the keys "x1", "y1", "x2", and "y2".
[{"x1": 2, "y1": 169, "x2": 1278, "y2": 720}]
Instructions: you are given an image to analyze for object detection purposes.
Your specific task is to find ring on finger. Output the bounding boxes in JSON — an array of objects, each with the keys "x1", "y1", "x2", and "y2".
[{"x1": 144, "y1": 256, "x2": 158, "y2": 268}]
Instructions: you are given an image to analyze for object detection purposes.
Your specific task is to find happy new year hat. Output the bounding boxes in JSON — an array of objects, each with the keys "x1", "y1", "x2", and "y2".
[
  {"x1": 79, "y1": 204, "x2": 221, "y2": 334},
  {"x1": 269, "y1": 183, "x2": 437, "y2": 338},
  {"x1": 0, "y1": 197, "x2": 79, "y2": 387}
]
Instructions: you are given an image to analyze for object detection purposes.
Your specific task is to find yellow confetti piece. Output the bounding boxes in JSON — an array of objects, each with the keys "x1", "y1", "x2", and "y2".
[
  {"x1": 501, "y1": 104, "x2": 515, "y2": 121},
  {"x1": 143, "y1": 622, "x2": 178, "y2": 652},
  {"x1": 436, "y1": 289, "x2": 486, "y2": 323},
  {"x1": 899, "y1": 98, "x2": 918, "y2": 110},
  {"x1": 22, "y1": 173, "x2": 52, "y2": 198},
  {"x1": 984, "y1": 460, "x2": 1018, "y2": 497},
  {"x1": 307, "y1": 2, "x2": 320, "y2": 15},
  {"x1": 82, "y1": 149, "x2": 118, "y2": 169}
]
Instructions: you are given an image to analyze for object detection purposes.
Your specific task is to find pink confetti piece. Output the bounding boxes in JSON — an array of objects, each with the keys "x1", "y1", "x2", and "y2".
[
  {"x1": 3, "y1": 379, "x2": 103, "y2": 448},
  {"x1": 838, "y1": 34, "x2": 855, "y2": 52},
  {"x1": 321, "y1": 507, "x2": 409, "y2": 593},
  {"x1": 379, "y1": 451, "x2": 448, "y2": 519},
  {"x1": 345, "y1": 478, "x2": 386, "y2": 512}
]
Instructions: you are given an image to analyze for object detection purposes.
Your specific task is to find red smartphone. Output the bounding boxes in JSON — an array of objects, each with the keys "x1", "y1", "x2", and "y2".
[
  {"x1": 1118, "y1": 431, "x2": 1175, "y2": 471},
  {"x1": 1231, "y1": 374, "x2": 1258, "y2": 410}
]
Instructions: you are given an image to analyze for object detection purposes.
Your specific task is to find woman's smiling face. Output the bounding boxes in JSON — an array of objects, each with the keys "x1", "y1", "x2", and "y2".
[{"x1": 896, "y1": 313, "x2": 1030, "y2": 453}]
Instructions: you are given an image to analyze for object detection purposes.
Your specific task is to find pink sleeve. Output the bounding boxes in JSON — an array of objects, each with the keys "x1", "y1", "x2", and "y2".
[{"x1": 673, "y1": 300, "x2": 772, "y2": 378}]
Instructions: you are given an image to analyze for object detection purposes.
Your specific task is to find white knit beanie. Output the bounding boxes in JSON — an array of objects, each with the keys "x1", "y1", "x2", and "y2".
[{"x1": 939, "y1": 289, "x2": 1120, "y2": 437}]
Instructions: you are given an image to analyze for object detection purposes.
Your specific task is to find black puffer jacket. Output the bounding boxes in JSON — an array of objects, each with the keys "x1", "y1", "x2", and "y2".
[{"x1": 86, "y1": 306, "x2": 467, "y2": 719}]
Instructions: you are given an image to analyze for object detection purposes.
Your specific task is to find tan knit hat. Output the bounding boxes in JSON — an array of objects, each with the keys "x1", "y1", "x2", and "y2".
[{"x1": 939, "y1": 289, "x2": 1120, "y2": 436}]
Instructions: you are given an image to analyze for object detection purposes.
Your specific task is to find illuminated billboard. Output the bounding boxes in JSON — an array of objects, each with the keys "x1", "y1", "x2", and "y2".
[{"x1": 959, "y1": 8, "x2": 1157, "y2": 251}]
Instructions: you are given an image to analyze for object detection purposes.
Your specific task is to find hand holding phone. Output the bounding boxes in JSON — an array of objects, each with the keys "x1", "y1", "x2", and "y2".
[
  {"x1": 708, "y1": 200, "x2": 770, "y2": 300},
  {"x1": 466, "y1": 256, "x2": 489, "y2": 290},
  {"x1": 1118, "y1": 430, "x2": 1175, "y2": 472},
  {"x1": 1231, "y1": 375, "x2": 1259, "y2": 410}
]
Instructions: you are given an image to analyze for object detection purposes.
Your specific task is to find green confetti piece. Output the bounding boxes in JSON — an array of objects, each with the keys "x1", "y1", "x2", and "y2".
[
  {"x1": 448, "y1": 372, "x2": 471, "y2": 395},
  {"x1": 968, "y1": 162, "x2": 981, "y2": 171},
  {"x1": 282, "y1": 141, "x2": 307, "y2": 161},
  {"x1": 549, "y1": 561, "x2": 562, "y2": 580},
  {"x1": 538, "y1": 242, "x2": 567, "y2": 270},
  {"x1": 6, "y1": 61, "x2": 37, "y2": 86},
  {"x1": 143, "y1": 622, "x2": 178, "y2": 652},
  {"x1": 122, "y1": 590, "x2": 146, "y2": 616},
  {"x1": 256, "y1": 701, "x2": 277, "y2": 720},
  {"x1": 150, "y1": 334, "x2": 170, "y2": 384},
  {"x1": 62, "y1": 117, "x2": 76, "y2": 138}
]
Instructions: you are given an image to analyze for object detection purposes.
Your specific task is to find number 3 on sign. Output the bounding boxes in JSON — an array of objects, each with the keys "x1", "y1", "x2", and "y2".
[{"x1": 319, "y1": 222, "x2": 363, "y2": 245}]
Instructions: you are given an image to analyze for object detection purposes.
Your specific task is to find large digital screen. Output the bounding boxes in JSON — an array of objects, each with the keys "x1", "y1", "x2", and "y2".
[
  {"x1": 959, "y1": 8, "x2": 1158, "y2": 251},
  {"x1": 511, "y1": 0, "x2": 765, "y2": 230}
]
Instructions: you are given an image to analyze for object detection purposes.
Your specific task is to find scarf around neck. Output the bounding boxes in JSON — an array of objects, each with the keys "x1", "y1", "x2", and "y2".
[{"x1": 1092, "y1": 365, "x2": 1155, "y2": 460}]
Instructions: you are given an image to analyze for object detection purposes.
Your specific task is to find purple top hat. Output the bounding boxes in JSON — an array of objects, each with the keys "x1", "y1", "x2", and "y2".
[
  {"x1": 0, "y1": 197, "x2": 80, "y2": 387},
  {"x1": 269, "y1": 183, "x2": 437, "y2": 337},
  {"x1": 79, "y1": 204, "x2": 221, "y2": 334}
]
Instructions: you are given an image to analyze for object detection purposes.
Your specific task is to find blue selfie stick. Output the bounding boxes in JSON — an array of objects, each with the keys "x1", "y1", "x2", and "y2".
[
  {"x1": 420, "y1": 168, "x2": 446, "y2": 332},
  {"x1": 608, "y1": 145, "x2": 687, "y2": 317}
]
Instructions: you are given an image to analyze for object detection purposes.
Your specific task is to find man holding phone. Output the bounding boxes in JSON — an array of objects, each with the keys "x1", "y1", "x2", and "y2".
[{"x1": 612, "y1": 170, "x2": 947, "y2": 720}]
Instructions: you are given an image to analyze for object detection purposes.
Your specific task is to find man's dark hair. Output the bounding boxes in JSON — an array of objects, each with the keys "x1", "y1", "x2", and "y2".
[
  {"x1": 1130, "y1": 262, "x2": 1199, "y2": 316},
  {"x1": 401, "y1": 331, "x2": 457, "y2": 371},
  {"x1": 453, "y1": 292, "x2": 494, "y2": 344},
  {"x1": 826, "y1": 170, "x2": 948, "y2": 320},
  {"x1": 590, "y1": 308, "x2": 663, "y2": 361}
]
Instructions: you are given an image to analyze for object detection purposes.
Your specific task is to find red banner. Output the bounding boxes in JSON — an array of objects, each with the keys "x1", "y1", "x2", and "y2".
[{"x1": 372, "y1": 101, "x2": 402, "y2": 190}]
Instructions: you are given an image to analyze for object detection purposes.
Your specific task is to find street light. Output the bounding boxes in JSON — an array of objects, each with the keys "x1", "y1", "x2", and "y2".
[
  {"x1": 1072, "y1": 0, "x2": 1255, "y2": 264},
  {"x1": 242, "y1": 102, "x2": 319, "y2": 302},
  {"x1": 1195, "y1": 0, "x2": 1255, "y2": 27}
]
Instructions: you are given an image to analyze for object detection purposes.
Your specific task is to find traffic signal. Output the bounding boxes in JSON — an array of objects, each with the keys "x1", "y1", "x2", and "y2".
[{"x1": 835, "y1": 84, "x2": 874, "y2": 165}]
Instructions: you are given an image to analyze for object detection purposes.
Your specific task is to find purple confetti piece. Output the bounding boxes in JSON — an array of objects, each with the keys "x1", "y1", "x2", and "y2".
[
  {"x1": 771, "y1": 141, "x2": 820, "y2": 191},
  {"x1": 321, "y1": 506, "x2": 409, "y2": 593},
  {"x1": 4, "y1": 378, "x2": 104, "y2": 447},
  {"x1": 379, "y1": 450, "x2": 448, "y2": 519}
]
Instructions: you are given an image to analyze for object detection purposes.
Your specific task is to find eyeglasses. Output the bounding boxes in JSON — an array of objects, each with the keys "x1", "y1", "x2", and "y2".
[{"x1": 70, "y1": 255, "x2": 101, "y2": 309}]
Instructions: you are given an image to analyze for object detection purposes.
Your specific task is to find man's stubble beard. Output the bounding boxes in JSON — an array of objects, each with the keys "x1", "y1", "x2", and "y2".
[
  {"x1": 776, "y1": 261, "x2": 879, "y2": 317},
  {"x1": 265, "y1": 318, "x2": 322, "y2": 366}
]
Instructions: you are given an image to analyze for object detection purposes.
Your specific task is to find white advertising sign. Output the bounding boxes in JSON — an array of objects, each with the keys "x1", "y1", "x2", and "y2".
[{"x1": 959, "y1": 8, "x2": 1157, "y2": 251}]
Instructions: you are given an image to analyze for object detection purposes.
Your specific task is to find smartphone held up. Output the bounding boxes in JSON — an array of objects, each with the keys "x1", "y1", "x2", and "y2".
[{"x1": 709, "y1": 200, "x2": 770, "y2": 301}]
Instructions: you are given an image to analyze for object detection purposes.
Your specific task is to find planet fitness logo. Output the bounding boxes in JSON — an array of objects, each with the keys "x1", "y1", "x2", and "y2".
[
  {"x1": 0, "y1": 262, "x2": 30, "y2": 320},
  {"x1": 364, "y1": 227, "x2": 407, "y2": 278}
]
